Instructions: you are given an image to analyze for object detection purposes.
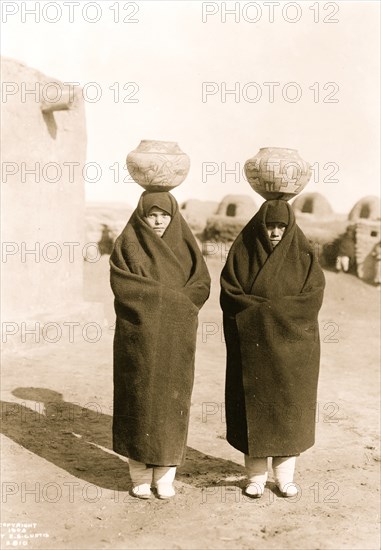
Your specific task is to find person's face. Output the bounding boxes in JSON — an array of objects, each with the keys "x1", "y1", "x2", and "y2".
[
  {"x1": 145, "y1": 207, "x2": 171, "y2": 237},
  {"x1": 266, "y1": 222, "x2": 287, "y2": 248}
]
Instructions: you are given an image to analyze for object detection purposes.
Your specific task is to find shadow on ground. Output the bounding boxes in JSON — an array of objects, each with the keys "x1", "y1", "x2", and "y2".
[{"x1": 1, "y1": 387, "x2": 244, "y2": 492}]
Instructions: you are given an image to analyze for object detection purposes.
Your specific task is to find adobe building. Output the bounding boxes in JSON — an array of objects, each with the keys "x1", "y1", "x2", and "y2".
[
  {"x1": 203, "y1": 194, "x2": 257, "y2": 243},
  {"x1": 348, "y1": 196, "x2": 380, "y2": 222},
  {"x1": 215, "y1": 194, "x2": 257, "y2": 218},
  {"x1": 180, "y1": 198, "x2": 218, "y2": 233},
  {"x1": 348, "y1": 196, "x2": 381, "y2": 282},
  {"x1": 1, "y1": 57, "x2": 95, "y2": 326},
  {"x1": 292, "y1": 192, "x2": 334, "y2": 219}
]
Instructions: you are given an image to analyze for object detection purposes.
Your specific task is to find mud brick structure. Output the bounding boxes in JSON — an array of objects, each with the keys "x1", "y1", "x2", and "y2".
[
  {"x1": 180, "y1": 199, "x2": 218, "y2": 233},
  {"x1": 292, "y1": 192, "x2": 333, "y2": 219},
  {"x1": 354, "y1": 220, "x2": 381, "y2": 281},
  {"x1": 215, "y1": 194, "x2": 257, "y2": 218},
  {"x1": 348, "y1": 196, "x2": 381, "y2": 282},
  {"x1": 1, "y1": 57, "x2": 91, "y2": 322},
  {"x1": 348, "y1": 195, "x2": 380, "y2": 223},
  {"x1": 203, "y1": 194, "x2": 258, "y2": 243}
]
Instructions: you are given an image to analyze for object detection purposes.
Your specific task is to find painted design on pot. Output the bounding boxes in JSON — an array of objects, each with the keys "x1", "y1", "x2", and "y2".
[
  {"x1": 127, "y1": 140, "x2": 190, "y2": 191},
  {"x1": 244, "y1": 147, "x2": 312, "y2": 201}
]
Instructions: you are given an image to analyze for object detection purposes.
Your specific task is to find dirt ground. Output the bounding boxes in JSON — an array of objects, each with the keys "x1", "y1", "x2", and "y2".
[{"x1": 1, "y1": 255, "x2": 380, "y2": 550}]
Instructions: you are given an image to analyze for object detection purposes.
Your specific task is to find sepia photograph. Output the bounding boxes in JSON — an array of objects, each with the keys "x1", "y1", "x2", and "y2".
[{"x1": 1, "y1": 1, "x2": 380, "y2": 549}]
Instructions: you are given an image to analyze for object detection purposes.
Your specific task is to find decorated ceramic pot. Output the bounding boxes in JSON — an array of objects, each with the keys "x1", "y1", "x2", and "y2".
[
  {"x1": 244, "y1": 147, "x2": 311, "y2": 201},
  {"x1": 126, "y1": 140, "x2": 190, "y2": 191}
]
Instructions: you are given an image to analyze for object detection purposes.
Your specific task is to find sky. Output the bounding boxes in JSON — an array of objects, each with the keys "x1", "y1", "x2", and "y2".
[{"x1": 1, "y1": 0, "x2": 380, "y2": 213}]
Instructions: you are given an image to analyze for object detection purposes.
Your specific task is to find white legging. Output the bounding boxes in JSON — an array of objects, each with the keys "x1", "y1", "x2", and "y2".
[
  {"x1": 245, "y1": 455, "x2": 296, "y2": 486},
  {"x1": 128, "y1": 459, "x2": 176, "y2": 486}
]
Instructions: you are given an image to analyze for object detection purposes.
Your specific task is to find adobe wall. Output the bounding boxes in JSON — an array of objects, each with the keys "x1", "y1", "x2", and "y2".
[
  {"x1": 1, "y1": 57, "x2": 87, "y2": 321},
  {"x1": 355, "y1": 220, "x2": 381, "y2": 281}
]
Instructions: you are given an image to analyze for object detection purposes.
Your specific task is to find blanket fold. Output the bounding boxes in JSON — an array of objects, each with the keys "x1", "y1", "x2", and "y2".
[
  {"x1": 221, "y1": 200, "x2": 325, "y2": 457},
  {"x1": 110, "y1": 192, "x2": 210, "y2": 465}
]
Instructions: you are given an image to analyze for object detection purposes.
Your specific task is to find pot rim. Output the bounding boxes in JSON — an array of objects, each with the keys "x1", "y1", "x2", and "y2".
[
  {"x1": 139, "y1": 139, "x2": 178, "y2": 144},
  {"x1": 130, "y1": 139, "x2": 188, "y2": 156},
  {"x1": 258, "y1": 147, "x2": 299, "y2": 153}
]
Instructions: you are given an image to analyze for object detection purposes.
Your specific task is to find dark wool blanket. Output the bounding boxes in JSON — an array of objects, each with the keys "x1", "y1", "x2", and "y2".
[
  {"x1": 220, "y1": 200, "x2": 325, "y2": 457},
  {"x1": 110, "y1": 192, "x2": 210, "y2": 466}
]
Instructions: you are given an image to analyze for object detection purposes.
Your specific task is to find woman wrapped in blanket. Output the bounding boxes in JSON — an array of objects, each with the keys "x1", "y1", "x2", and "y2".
[
  {"x1": 220, "y1": 200, "x2": 325, "y2": 498},
  {"x1": 110, "y1": 191, "x2": 211, "y2": 499}
]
